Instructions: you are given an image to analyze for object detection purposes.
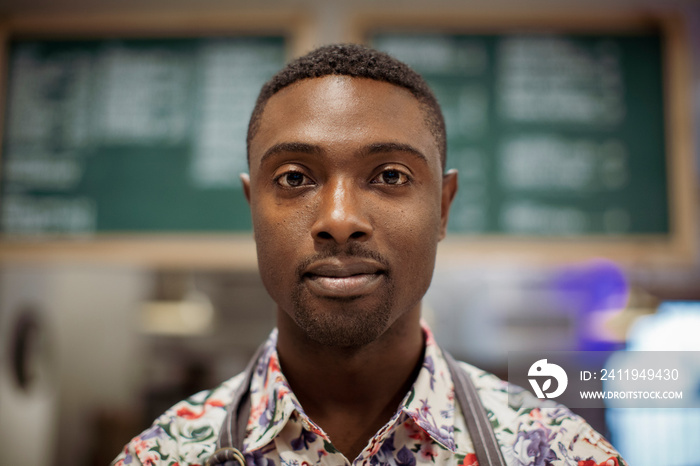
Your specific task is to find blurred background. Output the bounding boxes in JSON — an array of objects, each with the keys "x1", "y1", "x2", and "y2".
[{"x1": 0, "y1": 0, "x2": 699, "y2": 465}]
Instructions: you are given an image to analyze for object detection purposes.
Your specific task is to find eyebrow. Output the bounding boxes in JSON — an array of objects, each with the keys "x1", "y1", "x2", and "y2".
[
  {"x1": 259, "y1": 141, "x2": 429, "y2": 168},
  {"x1": 259, "y1": 142, "x2": 322, "y2": 167},
  {"x1": 362, "y1": 142, "x2": 428, "y2": 164}
]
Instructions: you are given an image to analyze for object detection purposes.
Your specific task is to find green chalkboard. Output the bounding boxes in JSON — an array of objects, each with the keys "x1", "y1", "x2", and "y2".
[
  {"x1": 372, "y1": 32, "x2": 669, "y2": 236},
  {"x1": 1, "y1": 31, "x2": 671, "y2": 238},
  {"x1": 1, "y1": 36, "x2": 286, "y2": 234}
]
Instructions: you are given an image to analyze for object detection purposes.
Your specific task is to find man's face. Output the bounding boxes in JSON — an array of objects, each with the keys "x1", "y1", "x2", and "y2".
[{"x1": 244, "y1": 76, "x2": 456, "y2": 348}]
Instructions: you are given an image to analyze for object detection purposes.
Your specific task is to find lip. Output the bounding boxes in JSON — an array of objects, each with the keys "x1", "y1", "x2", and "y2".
[{"x1": 303, "y1": 259, "x2": 385, "y2": 298}]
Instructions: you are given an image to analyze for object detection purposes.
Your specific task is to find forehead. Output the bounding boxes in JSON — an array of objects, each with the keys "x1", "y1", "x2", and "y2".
[{"x1": 249, "y1": 76, "x2": 440, "y2": 170}]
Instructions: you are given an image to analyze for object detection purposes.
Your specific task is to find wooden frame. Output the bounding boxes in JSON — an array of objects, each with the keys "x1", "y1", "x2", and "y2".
[
  {"x1": 348, "y1": 10, "x2": 697, "y2": 266},
  {"x1": 0, "y1": 9, "x2": 314, "y2": 269}
]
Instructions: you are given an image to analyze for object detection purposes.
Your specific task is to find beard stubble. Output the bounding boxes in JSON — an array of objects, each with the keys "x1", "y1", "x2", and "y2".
[{"x1": 289, "y1": 245, "x2": 396, "y2": 349}]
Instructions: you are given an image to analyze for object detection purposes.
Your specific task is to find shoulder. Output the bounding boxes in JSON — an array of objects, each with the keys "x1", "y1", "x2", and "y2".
[
  {"x1": 455, "y1": 360, "x2": 627, "y2": 466},
  {"x1": 112, "y1": 372, "x2": 246, "y2": 466}
]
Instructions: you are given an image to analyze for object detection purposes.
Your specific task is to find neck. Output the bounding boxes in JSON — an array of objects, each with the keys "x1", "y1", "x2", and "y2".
[{"x1": 275, "y1": 306, "x2": 424, "y2": 459}]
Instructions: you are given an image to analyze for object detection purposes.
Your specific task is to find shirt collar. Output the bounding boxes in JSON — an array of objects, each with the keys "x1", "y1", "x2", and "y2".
[
  {"x1": 244, "y1": 329, "x2": 326, "y2": 452},
  {"x1": 398, "y1": 323, "x2": 456, "y2": 452},
  {"x1": 244, "y1": 322, "x2": 456, "y2": 453}
]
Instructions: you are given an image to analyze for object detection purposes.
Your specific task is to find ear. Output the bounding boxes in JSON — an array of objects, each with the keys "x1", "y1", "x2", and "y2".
[
  {"x1": 439, "y1": 169, "x2": 458, "y2": 241},
  {"x1": 240, "y1": 173, "x2": 251, "y2": 204}
]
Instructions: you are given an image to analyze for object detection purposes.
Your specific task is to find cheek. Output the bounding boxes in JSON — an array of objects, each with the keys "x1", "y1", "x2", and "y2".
[
  {"x1": 376, "y1": 198, "x2": 441, "y2": 274},
  {"x1": 251, "y1": 199, "x2": 311, "y2": 294}
]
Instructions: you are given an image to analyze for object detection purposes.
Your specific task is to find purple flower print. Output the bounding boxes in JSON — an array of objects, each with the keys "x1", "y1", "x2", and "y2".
[
  {"x1": 246, "y1": 444, "x2": 276, "y2": 466},
  {"x1": 259, "y1": 395, "x2": 276, "y2": 427},
  {"x1": 290, "y1": 429, "x2": 317, "y2": 451},
  {"x1": 370, "y1": 435, "x2": 397, "y2": 466},
  {"x1": 511, "y1": 428, "x2": 557, "y2": 466},
  {"x1": 141, "y1": 425, "x2": 165, "y2": 440},
  {"x1": 423, "y1": 356, "x2": 436, "y2": 390},
  {"x1": 419, "y1": 399, "x2": 431, "y2": 415},
  {"x1": 408, "y1": 399, "x2": 455, "y2": 450},
  {"x1": 396, "y1": 446, "x2": 417, "y2": 466}
]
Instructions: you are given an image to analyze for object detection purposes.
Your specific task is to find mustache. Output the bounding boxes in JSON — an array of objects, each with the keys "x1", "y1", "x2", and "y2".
[{"x1": 295, "y1": 243, "x2": 391, "y2": 278}]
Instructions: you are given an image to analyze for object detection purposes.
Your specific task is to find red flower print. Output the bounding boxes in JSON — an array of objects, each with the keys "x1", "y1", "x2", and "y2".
[
  {"x1": 367, "y1": 437, "x2": 383, "y2": 456},
  {"x1": 133, "y1": 439, "x2": 150, "y2": 455},
  {"x1": 419, "y1": 399, "x2": 431, "y2": 415},
  {"x1": 308, "y1": 423, "x2": 325, "y2": 437},
  {"x1": 578, "y1": 458, "x2": 619, "y2": 466},
  {"x1": 419, "y1": 442, "x2": 437, "y2": 460},
  {"x1": 424, "y1": 324, "x2": 436, "y2": 346},
  {"x1": 460, "y1": 453, "x2": 479, "y2": 466},
  {"x1": 251, "y1": 393, "x2": 270, "y2": 421},
  {"x1": 141, "y1": 452, "x2": 160, "y2": 465},
  {"x1": 269, "y1": 355, "x2": 281, "y2": 374},
  {"x1": 278, "y1": 386, "x2": 291, "y2": 399},
  {"x1": 176, "y1": 406, "x2": 204, "y2": 420},
  {"x1": 205, "y1": 399, "x2": 225, "y2": 408},
  {"x1": 404, "y1": 420, "x2": 429, "y2": 441}
]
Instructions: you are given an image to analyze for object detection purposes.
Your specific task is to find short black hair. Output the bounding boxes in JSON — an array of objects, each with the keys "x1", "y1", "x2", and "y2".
[{"x1": 246, "y1": 43, "x2": 447, "y2": 170}]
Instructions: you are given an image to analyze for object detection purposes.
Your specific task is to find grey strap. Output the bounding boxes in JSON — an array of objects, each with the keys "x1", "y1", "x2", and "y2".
[
  {"x1": 206, "y1": 343, "x2": 266, "y2": 466},
  {"x1": 444, "y1": 351, "x2": 507, "y2": 466},
  {"x1": 208, "y1": 346, "x2": 507, "y2": 466}
]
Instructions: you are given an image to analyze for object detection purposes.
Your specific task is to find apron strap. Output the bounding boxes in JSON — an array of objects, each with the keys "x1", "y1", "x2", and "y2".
[
  {"x1": 444, "y1": 351, "x2": 507, "y2": 466},
  {"x1": 208, "y1": 346, "x2": 507, "y2": 466},
  {"x1": 206, "y1": 343, "x2": 265, "y2": 466}
]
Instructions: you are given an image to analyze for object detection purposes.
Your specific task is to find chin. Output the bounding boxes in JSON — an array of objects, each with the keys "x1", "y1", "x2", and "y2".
[{"x1": 291, "y1": 294, "x2": 394, "y2": 349}]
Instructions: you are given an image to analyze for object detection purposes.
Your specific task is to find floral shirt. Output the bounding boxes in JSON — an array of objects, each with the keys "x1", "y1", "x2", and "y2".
[{"x1": 114, "y1": 325, "x2": 626, "y2": 466}]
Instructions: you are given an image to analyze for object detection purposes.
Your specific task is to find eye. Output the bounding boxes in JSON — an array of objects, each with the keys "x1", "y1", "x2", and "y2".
[
  {"x1": 275, "y1": 171, "x2": 314, "y2": 188},
  {"x1": 371, "y1": 169, "x2": 410, "y2": 186}
]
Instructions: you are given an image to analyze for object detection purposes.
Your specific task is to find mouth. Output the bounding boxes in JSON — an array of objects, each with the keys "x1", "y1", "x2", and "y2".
[{"x1": 302, "y1": 259, "x2": 386, "y2": 298}]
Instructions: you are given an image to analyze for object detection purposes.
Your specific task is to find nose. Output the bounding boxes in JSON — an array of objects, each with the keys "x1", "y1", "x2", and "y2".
[{"x1": 310, "y1": 178, "x2": 372, "y2": 245}]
